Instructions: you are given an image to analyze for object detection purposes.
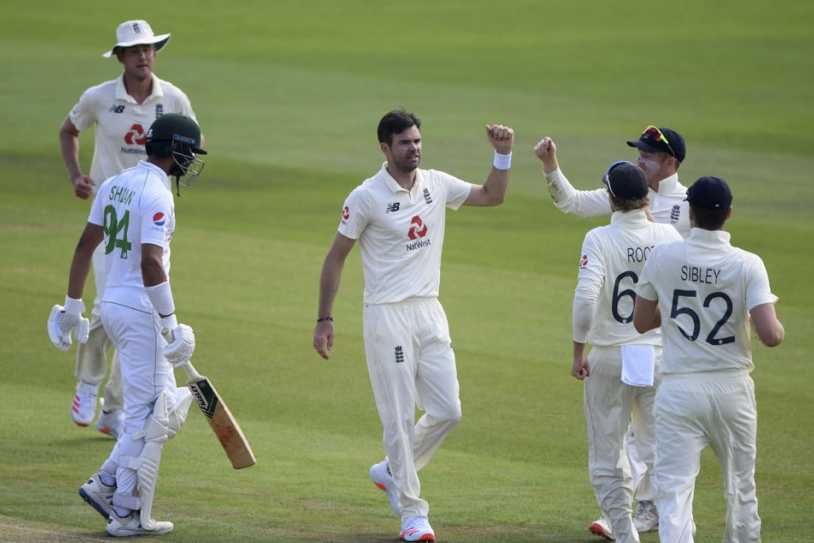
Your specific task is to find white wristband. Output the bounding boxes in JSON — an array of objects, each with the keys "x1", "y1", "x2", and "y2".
[
  {"x1": 493, "y1": 151, "x2": 512, "y2": 170},
  {"x1": 63, "y1": 296, "x2": 85, "y2": 313},
  {"x1": 145, "y1": 281, "x2": 176, "y2": 317},
  {"x1": 160, "y1": 314, "x2": 179, "y2": 332}
]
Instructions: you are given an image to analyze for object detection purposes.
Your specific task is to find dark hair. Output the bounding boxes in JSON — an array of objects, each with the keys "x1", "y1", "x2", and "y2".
[
  {"x1": 377, "y1": 110, "x2": 421, "y2": 145},
  {"x1": 691, "y1": 206, "x2": 728, "y2": 230}
]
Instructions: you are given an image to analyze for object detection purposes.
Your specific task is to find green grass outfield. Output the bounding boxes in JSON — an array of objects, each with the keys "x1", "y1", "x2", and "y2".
[{"x1": 1, "y1": 1, "x2": 813, "y2": 541}]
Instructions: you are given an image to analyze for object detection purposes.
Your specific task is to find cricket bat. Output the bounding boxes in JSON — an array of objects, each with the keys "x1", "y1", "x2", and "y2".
[{"x1": 182, "y1": 360, "x2": 257, "y2": 469}]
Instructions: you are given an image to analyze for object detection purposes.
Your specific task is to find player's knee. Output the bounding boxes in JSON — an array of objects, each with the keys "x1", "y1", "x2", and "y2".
[{"x1": 435, "y1": 402, "x2": 462, "y2": 428}]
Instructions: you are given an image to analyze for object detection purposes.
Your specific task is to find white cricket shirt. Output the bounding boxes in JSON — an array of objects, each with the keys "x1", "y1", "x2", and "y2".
[
  {"x1": 574, "y1": 209, "x2": 683, "y2": 346},
  {"x1": 637, "y1": 228, "x2": 778, "y2": 374},
  {"x1": 88, "y1": 161, "x2": 174, "y2": 313},
  {"x1": 545, "y1": 168, "x2": 691, "y2": 238},
  {"x1": 68, "y1": 73, "x2": 196, "y2": 190},
  {"x1": 338, "y1": 163, "x2": 472, "y2": 304}
]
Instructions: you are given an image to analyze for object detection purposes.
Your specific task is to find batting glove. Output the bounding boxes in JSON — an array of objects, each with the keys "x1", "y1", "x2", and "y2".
[
  {"x1": 162, "y1": 322, "x2": 196, "y2": 367},
  {"x1": 48, "y1": 296, "x2": 90, "y2": 351}
]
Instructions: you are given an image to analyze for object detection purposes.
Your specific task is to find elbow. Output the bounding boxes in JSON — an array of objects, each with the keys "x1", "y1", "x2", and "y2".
[
  {"x1": 632, "y1": 313, "x2": 655, "y2": 334},
  {"x1": 490, "y1": 193, "x2": 506, "y2": 206},
  {"x1": 759, "y1": 326, "x2": 784, "y2": 348}
]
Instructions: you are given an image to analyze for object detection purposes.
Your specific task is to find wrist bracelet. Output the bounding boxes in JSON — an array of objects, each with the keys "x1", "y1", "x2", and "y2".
[
  {"x1": 317, "y1": 316, "x2": 333, "y2": 323},
  {"x1": 493, "y1": 151, "x2": 512, "y2": 170}
]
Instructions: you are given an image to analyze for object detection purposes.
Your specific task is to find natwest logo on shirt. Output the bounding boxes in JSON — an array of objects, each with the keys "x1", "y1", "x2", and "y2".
[
  {"x1": 124, "y1": 123, "x2": 147, "y2": 145},
  {"x1": 341, "y1": 205, "x2": 350, "y2": 221},
  {"x1": 579, "y1": 254, "x2": 588, "y2": 268},
  {"x1": 408, "y1": 215, "x2": 428, "y2": 240}
]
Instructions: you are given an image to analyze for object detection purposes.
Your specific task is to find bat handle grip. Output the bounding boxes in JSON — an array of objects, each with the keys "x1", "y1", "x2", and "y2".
[{"x1": 182, "y1": 359, "x2": 203, "y2": 381}]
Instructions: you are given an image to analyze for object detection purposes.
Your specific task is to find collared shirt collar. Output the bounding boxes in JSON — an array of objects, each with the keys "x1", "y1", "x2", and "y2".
[
  {"x1": 379, "y1": 162, "x2": 422, "y2": 194},
  {"x1": 687, "y1": 227, "x2": 731, "y2": 246},
  {"x1": 653, "y1": 172, "x2": 679, "y2": 195},
  {"x1": 114, "y1": 73, "x2": 163, "y2": 104},
  {"x1": 610, "y1": 208, "x2": 650, "y2": 226},
  {"x1": 138, "y1": 160, "x2": 171, "y2": 191}
]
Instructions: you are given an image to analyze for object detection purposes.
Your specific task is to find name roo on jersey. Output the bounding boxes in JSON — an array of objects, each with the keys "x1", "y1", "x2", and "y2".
[{"x1": 627, "y1": 245, "x2": 654, "y2": 263}]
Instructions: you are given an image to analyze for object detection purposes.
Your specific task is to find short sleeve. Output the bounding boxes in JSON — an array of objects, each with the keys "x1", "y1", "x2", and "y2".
[
  {"x1": 337, "y1": 186, "x2": 369, "y2": 240},
  {"x1": 744, "y1": 253, "x2": 779, "y2": 310},
  {"x1": 88, "y1": 183, "x2": 106, "y2": 226},
  {"x1": 68, "y1": 87, "x2": 97, "y2": 132},
  {"x1": 141, "y1": 192, "x2": 174, "y2": 249},
  {"x1": 444, "y1": 173, "x2": 472, "y2": 210},
  {"x1": 636, "y1": 247, "x2": 660, "y2": 302}
]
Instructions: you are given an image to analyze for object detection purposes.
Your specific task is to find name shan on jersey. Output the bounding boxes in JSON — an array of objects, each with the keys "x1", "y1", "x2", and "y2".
[{"x1": 108, "y1": 186, "x2": 135, "y2": 206}]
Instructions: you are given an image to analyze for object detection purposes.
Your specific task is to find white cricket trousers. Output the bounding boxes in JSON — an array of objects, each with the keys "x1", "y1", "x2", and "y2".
[
  {"x1": 74, "y1": 242, "x2": 123, "y2": 411},
  {"x1": 655, "y1": 371, "x2": 760, "y2": 543},
  {"x1": 626, "y1": 421, "x2": 656, "y2": 503},
  {"x1": 363, "y1": 298, "x2": 462, "y2": 518},
  {"x1": 584, "y1": 345, "x2": 659, "y2": 543},
  {"x1": 100, "y1": 302, "x2": 178, "y2": 503}
]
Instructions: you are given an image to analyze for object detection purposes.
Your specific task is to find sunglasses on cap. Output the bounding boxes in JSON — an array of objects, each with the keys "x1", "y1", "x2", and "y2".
[{"x1": 641, "y1": 125, "x2": 677, "y2": 159}]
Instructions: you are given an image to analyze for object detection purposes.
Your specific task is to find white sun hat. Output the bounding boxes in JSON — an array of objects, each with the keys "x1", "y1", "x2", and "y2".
[{"x1": 102, "y1": 20, "x2": 171, "y2": 58}]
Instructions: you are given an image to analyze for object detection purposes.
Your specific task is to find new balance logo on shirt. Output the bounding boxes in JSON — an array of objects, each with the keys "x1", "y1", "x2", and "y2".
[{"x1": 386, "y1": 202, "x2": 400, "y2": 213}]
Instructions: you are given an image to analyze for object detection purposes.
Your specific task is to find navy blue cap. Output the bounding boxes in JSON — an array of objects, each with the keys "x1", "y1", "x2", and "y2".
[
  {"x1": 627, "y1": 126, "x2": 686, "y2": 163},
  {"x1": 686, "y1": 176, "x2": 732, "y2": 210},
  {"x1": 603, "y1": 161, "x2": 648, "y2": 200}
]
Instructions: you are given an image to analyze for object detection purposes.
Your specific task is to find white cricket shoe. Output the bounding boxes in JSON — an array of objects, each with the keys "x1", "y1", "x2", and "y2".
[
  {"x1": 106, "y1": 511, "x2": 173, "y2": 537},
  {"x1": 370, "y1": 460, "x2": 400, "y2": 515},
  {"x1": 96, "y1": 408, "x2": 124, "y2": 439},
  {"x1": 71, "y1": 381, "x2": 99, "y2": 426},
  {"x1": 589, "y1": 515, "x2": 614, "y2": 540},
  {"x1": 400, "y1": 515, "x2": 435, "y2": 542},
  {"x1": 79, "y1": 473, "x2": 116, "y2": 520},
  {"x1": 632, "y1": 500, "x2": 659, "y2": 533}
]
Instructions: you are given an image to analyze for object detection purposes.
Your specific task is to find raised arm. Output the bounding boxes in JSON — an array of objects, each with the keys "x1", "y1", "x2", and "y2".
[
  {"x1": 464, "y1": 124, "x2": 515, "y2": 207},
  {"x1": 533, "y1": 135, "x2": 612, "y2": 217}
]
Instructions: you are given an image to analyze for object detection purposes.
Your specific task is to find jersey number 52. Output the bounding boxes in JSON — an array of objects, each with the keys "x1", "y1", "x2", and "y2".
[{"x1": 670, "y1": 289, "x2": 735, "y2": 346}]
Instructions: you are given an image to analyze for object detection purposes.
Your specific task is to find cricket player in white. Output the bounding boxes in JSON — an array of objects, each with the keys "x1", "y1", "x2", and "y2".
[
  {"x1": 573, "y1": 162, "x2": 682, "y2": 543},
  {"x1": 313, "y1": 110, "x2": 514, "y2": 542},
  {"x1": 59, "y1": 20, "x2": 199, "y2": 437},
  {"x1": 535, "y1": 126, "x2": 691, "y2": 238},
  {"x1": 48, "y1": 114, "x2": 205, "y2": 537},
  {"x1": 633, "y1": 176, "x2": 784, "y2": 543},
  {"x1": 535, "y1": 126, "x2": 690, "y2": 537}
]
